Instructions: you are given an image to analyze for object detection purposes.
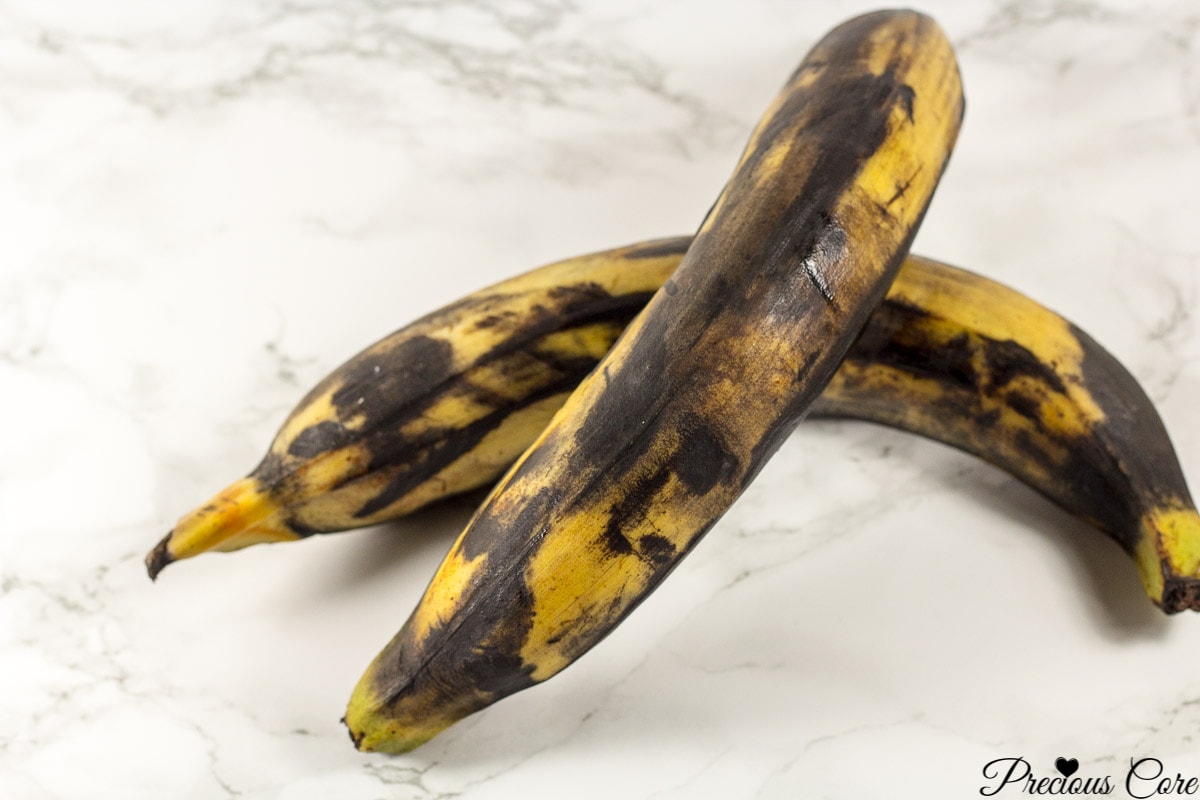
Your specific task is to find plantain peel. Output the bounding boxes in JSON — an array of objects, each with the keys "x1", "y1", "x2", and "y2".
[{"x1": 344, "y1": 10, "x2": 965, "y2": 753}]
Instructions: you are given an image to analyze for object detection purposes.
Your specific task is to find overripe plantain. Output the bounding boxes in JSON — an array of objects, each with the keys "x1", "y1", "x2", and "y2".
[
  {"x1": 145, "y1": 234, "x2": 1200, "y2": 611},
  {"x1": 144, "y1": 239, "x2": 683, "y2": 578},
  {"x1": 343, "y1": 9, "x2": 966, "y2": 753}
]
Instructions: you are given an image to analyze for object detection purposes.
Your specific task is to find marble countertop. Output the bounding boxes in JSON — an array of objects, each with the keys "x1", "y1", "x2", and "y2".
[{"x1": 4, "y1": 1, "x2": 1200, "y2": 797}]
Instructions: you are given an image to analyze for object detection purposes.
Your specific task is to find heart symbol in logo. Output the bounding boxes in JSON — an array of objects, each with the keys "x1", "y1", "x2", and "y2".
[{"x1": 1055, "y1": 757, "x2": 1079, "y2": 778}]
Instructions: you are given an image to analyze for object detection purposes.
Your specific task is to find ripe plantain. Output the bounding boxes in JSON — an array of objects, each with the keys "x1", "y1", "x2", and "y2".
[{"x1": 343, "y1": 10, "x2": 965, "y2": 753}]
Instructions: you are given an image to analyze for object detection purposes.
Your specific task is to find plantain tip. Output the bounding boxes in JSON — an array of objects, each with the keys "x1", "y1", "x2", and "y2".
[
  {"x1": 342, "y1": 717, "x2": 367, "y2": 751},
  {"x1": 1160, "y1": 577, "x2": 1200, "y2": 614},
  {"x1": 144, "y1": 535, "x2": 175, "y2": 581}
]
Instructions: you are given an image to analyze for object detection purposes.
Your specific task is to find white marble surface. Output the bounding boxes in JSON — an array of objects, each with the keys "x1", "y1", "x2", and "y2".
[{"x1": 3, "y1": 0, "x2": 1200, "y2": 797}]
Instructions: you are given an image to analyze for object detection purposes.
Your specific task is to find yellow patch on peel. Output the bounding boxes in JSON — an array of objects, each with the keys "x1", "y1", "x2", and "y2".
[
  {"x1": 891, "y1": 257, "x2": 1107, "y2": 440},
  {"x1": 514, "y1": 431, "x2": 729, "y2": 682},
  {"x1": 592, "y1": 249, "x2": 680, "y2": 297},
  {"x1": 1147, "y1": 506, "x2": 1200, "y2": 580},
  {"x1": 166, "y1": 476, "x2": 281, "y2": 560},
  {"x1": 407, "y1": 542, "x2": 490, "y2": 645},
  {"x1": 533, "y1": 322, "x2": 625, "y2": 363},
  {"x1": 1132, "y1": 531, "x2": 1167, "y2": 607},
  {"x1": 401, "y1": 391, "x2": 496, "y2": 434},
  {"x1": 212, "y1": 517, "x2": 302, "y2": 552},
  {"x1": 752, "y1": 137, "x2": 796, "y2": 189},
  {"x1": 516, "y1": 503, "x2": 657, "y2": 681},
  {"x1": 842, "y1": 15, "x2": 962, "y2": 231}
]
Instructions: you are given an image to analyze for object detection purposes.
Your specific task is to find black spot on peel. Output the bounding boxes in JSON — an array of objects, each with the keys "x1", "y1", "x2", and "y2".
[
  {"x1": 457, "y1": 579, "x2": 539, "y2": 696},
  {"x1": 601, "y1": 522, "x2": 635, "y2": 556},
  {"x1": 638, "y1": 534, "x2": 675, "y2": 568},
  {"x1": 252, "y1": 451, "x2": 284, "y2": 487},
  {"x1": 977, "y1": 408, "x2": 1002, "y2": 428},
  {"x1": 282, "y1": 516, "x2": 322, "y2": 538},
  {"x1": 1005, "y1": 391, "x2": 1041, "y2": 423},
  {"x1": 457, "y1": 484, "x2": 560, "y2": 562},
  {"x1": 673, "y1": 422, "x2": 738, "y2": 496},
  {"x1": 849, "y1": 302, "x2": 980, "y2": 391},
  {"x1": 663, "y1": 279, "x2": 679, "y2": 297},
  {"x1": 332, "y1": 334, "x2": 455, "y2": 425},
  {"x1": 287, "y1": 420, "x2": 350, "y2": 458},
  {"x1": 982, "y1": 338, "x2": 1068, "y2": 395},
  {"x1": 600, "y1": 467, "x2": 672, "y2": 559},
  {"x1": 473, "y1": 312, "x2": 514, "y2": 330},
  {"x1": 898, "y1": 84, "x2": 916, "y2": 124}
]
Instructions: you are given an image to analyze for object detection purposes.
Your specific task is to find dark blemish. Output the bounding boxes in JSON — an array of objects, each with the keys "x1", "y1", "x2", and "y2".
[
  {"x1": 1006, "y1": 391, "x2": 1040, "y2": 422},
  {"x1": 663, "y1": 279, "x2": 679, "y2": 296},
  {"x1": 286, "y1": 420, "x2": 350, "y2": 458},
  {"x1": 624, "y1": 237, "x2": 691, "y2": 260},
  {"x1": 978, "y1": 408, "x2": 1002, "y2": 428},
  {"x1": 457, "y1": 642, "x2": 536, "y2": 697},
  {"x1": 1011, "y1": 429, "x2": 1049, "y2": 464},
  {"x1": 474, "y1": 312, "x2": 513, "y2": 330},
  {"x1": 444, "y1": 576, "x2": 538, "y2": 698},
  {"x1": 673, "y1": 422, "x2": 738, "y2": 496},
  {"x1": 1071, "y1": 320, "x2": 1187, "y2": 492},
  {"x1": 638, "y1": 534, "x2": 676, "y2": 568},
  {"x1": 851, "y1": 304, "x2": 979, "y2": 391},
  {"x1": 283, "y1": 516, "x2": 322, "y2": 538},
  {"x1": 457, "y1": 482, "x2": 562, "y2": 562},
  {"x1": 601, "y1": 519, "x2": 635, "y2": 556},
  {"x1": 599, "y1": 467, "x2": 672, "y2": 559},
  {"x1": 898, "y1": 84, "x2": 915, "y2": 124},
  {"x1": 982, "y1": 338, "x2": 1068, "y2": 395},
  {"x1": 332, "y1": 334, "x2": 455, "y2": 423},
  {"x1": 251, "y1": 451, "x2": 284, "y2": 487}
]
